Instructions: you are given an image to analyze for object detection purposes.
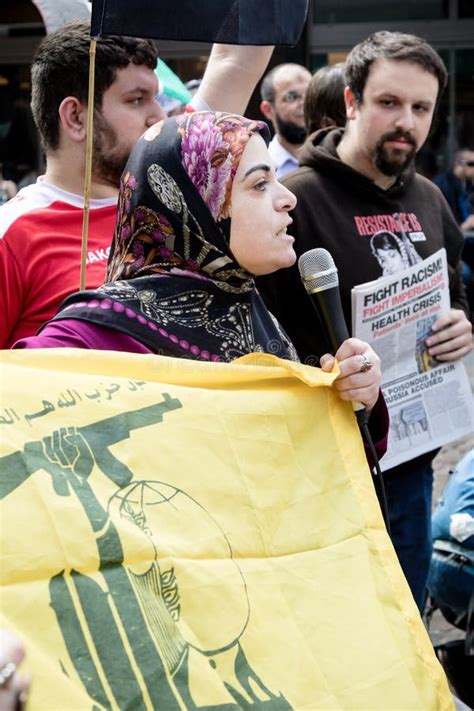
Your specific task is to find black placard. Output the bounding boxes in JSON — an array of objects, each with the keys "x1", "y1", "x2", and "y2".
[{"x1": 91, "y1": 0, "x2": 308, "y2": 46}]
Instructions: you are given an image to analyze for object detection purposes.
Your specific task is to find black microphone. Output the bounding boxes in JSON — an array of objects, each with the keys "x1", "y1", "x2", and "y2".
[
  {"x1": 298, "y1": 247, "x2": 367, "y2": 425},
  {"x1": 298, "y1": 248, "x2": 390, "y2": 533}
]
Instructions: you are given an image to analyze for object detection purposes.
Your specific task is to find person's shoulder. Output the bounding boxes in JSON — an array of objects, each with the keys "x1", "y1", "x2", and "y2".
[
  {"x1": 282, "y1": 164, "x2": 321, "y2": 187},
  {"x1": 269, "y1": 137, "x2": 296, "y2": 170},
  {"x1": 13, "y1": 319, "x2": 102, "y2": 350},
  {"x1": 267, "y1": 135, "x2": 280, "y2": 160},
  {"x1": 14, "y1": 318, "x2": 152, "y2": 353},
  {"x1": 432, "y1": 171, "x2": 449, "y2": 187},
  {"x1": 407, "y1": 172, "x2": 448, "y2": 203},
  {"x1": 282, "y1": 162, "x2": 315, "y2": 179},
  {"x1": 268, "y1": 134, "x2": 279, "y2": 150},
  {"x1": 0, "y1": 181, "x2": 116, "y2": 242},
  {"x1": 276, "y1": 156, "x2": 299, "y2": 180},
  {"x1": 0, "y1": 180, "x2": 57, "y2": 240},
  {"x1": 414, "y1": 172, "x2": 442, "y2": 190}
]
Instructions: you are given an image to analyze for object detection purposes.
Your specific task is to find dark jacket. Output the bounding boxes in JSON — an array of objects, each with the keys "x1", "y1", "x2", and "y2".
[{"x1": 433, "y1": 170, "x2": 471, "y2": 225}]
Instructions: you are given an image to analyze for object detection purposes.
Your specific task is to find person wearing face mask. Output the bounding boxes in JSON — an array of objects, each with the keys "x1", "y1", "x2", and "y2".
[
  {"x1": 259, "y1": 64, "x2": 312, "y2": 179},
  {"x1": 13, "y1": 111, "x2": 385, "y2": 449}
]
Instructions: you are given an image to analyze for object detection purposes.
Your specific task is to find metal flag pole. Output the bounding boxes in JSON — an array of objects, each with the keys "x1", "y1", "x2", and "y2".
[{"x1": 79, "y1": 37, "x2": 97, "y2": 291}]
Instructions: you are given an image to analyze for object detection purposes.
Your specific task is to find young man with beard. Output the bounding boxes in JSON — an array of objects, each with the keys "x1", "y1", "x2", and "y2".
[
  {"x1": 259, "y1": 63, "x2": 311, "y2": 179},
  {"x1": 257, "y1": 31, "x2": 472, "y2": 612},
  {"x1": 0, "y1": 20, "x2": 274, "y2": 347}
]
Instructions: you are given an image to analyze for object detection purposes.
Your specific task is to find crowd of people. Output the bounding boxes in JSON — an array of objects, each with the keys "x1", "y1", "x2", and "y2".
[{"x1": 0, "y1": 16, "x2": 473, "y2": 711}]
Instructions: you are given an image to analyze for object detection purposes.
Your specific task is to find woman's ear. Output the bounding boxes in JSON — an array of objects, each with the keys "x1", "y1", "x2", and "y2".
[{"x1": 58, "y1": 97, "x2": 88, "y2": 143}]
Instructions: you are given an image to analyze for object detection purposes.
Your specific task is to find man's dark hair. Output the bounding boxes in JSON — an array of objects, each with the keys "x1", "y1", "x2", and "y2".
[
  {"x1": 345, "y1": 31, "x2": 447, "y2": 106},
  {"x1": 31, "y1": 19, "x2": 158, "y2": 152},
  {"x1": 304, "y1": 63, "x2": 346, "y2": 134}
]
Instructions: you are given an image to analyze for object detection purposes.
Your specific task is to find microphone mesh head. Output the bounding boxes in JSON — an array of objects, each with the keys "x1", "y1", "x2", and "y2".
[{"x1": 298, "y1": 248, "x2": 339, "y2": 293}]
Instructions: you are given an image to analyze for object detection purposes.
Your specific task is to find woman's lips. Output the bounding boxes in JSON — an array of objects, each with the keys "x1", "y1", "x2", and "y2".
[{"x1": 276, "y1": 229, "x2": 294, "y2": 243}]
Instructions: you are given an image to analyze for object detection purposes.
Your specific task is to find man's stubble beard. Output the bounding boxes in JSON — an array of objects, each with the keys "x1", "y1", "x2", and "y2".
[
  {"x1": 275, "y1": 113, "x2": 307, "y2": 146},
  {"x1": 92, "y1": 112, "x2": 130, "y2": 187},
  {"x1": 373, "y1": 130, "x2": 417, "y2": 177}
]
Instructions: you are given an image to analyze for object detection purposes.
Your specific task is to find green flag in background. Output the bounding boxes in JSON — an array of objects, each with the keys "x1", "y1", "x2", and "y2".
[{"x1": 156, "y1": 58, "x2": 192, "y2": 105}]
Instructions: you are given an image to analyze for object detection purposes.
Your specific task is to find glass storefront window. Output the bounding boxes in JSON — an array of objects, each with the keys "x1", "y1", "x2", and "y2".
[
  {"x1": 310, "y1": 53, "x2": 348, "y2": 72},
  {"x1": 313, "y1": 0, "x2": 448, "y2": 23},
  {"x1": 459, "y1": 0, "x2": 474, "y2": 18},
  {"x1": 0, "y1": 65, "x2": 39, "y2": 185},
  {"x1": 455, "y1": 49, "x2": 474, "y2": 149},
  {"x1": 310, "y1": 53, "x2": 329, "y2": 72},
  {"x1": 416, "y1": 48, "x2": 474, "y2": 178}
]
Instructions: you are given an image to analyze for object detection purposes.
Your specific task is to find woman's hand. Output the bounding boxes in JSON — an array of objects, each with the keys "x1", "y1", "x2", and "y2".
[{"x1": 320, "y1": 338, "x2": 381, "y2": 413}]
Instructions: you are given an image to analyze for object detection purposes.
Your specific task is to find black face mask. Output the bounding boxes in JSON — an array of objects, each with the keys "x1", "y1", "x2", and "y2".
[{"x1": 275, "y1": 113, "x2": 307, "y2": 146}]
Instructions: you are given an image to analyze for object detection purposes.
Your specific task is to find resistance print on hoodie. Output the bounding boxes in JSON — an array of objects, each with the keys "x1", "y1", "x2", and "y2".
[{"x1": 354, "y1": 211, "x2": 424, "y2": 277}]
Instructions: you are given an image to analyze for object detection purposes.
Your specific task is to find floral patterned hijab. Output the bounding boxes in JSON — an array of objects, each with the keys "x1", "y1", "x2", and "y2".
[{"x1": 52, "y1": 112, "x2": 297, "y2": 362}]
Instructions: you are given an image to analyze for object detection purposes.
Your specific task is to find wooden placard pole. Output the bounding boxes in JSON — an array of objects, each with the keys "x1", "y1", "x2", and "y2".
[{"x1": 79, "y1": 37, "x2": 97, "y2": 291}]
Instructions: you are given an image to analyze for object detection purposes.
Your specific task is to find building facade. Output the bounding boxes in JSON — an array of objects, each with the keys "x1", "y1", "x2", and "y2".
[
  {"x1": 0, "y1": 0, "x2": 473, "y2": 182},
  {"x1": 306, "y1": 0, "x2": 474, "y2": 176}
]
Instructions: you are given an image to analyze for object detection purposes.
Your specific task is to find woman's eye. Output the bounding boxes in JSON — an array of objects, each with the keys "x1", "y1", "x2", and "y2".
[{"x1": 254, "y1": 180, "x2": 267, "y2": 192}]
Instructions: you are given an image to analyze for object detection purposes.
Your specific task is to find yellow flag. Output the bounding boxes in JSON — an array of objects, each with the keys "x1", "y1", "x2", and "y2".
[{"x1": 0, "y1": 349, "x2": 452, "y2": 711}]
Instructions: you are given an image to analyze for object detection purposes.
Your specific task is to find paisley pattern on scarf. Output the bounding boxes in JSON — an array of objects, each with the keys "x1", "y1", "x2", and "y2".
[
  {"x1": 51, "y1": 112, "x2": 298, "y2": 363},
  {"x1": 107, "y1": 112, "x2": 265, "y2": 294}
]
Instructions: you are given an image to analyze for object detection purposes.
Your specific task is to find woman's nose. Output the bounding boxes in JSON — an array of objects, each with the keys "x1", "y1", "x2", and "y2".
[{"x1": 279, "y1": 183, "x2": 297, "y2": 211}]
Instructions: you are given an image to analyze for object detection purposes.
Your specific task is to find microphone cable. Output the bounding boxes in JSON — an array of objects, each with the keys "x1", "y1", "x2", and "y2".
[{"x1": 358, "y1": 417, "x2": 391, "y2": 536}]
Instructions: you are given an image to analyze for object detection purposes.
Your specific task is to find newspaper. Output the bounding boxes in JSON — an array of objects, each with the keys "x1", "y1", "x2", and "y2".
[{"x1": 352, "y1": 248, "x2": 473, "y2": 471}]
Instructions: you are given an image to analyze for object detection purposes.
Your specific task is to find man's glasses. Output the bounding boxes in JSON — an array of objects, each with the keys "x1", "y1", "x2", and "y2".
[
  {"x1": 460, "y1": 160, "x2": 474, "y2": 167},
  {"x1": 280, "y1": 90, "x2": 305, "y2": 103}
]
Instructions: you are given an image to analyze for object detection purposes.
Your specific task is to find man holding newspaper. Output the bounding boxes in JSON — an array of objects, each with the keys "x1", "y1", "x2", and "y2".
[{"x1": 257, "y1": 31, "x2": 472, "y2": 612}]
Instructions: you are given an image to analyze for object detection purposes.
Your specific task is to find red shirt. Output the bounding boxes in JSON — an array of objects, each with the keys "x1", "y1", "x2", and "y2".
[{"x1": 0, "y1": 179, "x2": 117, "y2": 347}]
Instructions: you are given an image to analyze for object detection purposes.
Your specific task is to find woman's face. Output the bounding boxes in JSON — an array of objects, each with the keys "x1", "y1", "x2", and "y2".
[
  {"x1": 376, "y1": 246, "x2": 405, "y2": 275},
  {"x1": 229, "y1": 134, "x2": 297, "y2": 276}
]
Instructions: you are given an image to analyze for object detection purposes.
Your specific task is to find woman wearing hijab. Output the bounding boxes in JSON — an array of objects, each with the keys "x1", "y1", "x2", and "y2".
[{"x1": 14, "y1": 111, "x2": 382, "y2": 417}]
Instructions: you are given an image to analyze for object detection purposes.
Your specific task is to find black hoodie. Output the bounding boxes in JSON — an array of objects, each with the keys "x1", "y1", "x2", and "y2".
[{"x1": 257, "y1": 127, "x2": 468, "y2": 364}]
